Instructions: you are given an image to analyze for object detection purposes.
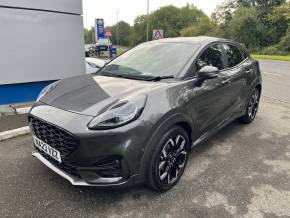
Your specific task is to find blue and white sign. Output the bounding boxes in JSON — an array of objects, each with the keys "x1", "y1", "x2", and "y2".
[
  {"x1": 95, "y1": 18, "x2": 104, "y2": 41},
  {"x1": 110, "y1": 48, "x2": 117, "y2": 58}
]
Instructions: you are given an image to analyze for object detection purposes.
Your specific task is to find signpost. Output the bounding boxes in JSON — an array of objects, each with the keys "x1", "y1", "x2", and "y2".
[
  {"x1": 95, "y1": 18, "x2": 104, "y2": 41},
  {"x1": 105, "y1": 29, "x2": 112, "y2": 38},
  {"x1": 152, "y1": 29, "x2": 164, "y2": 40}
]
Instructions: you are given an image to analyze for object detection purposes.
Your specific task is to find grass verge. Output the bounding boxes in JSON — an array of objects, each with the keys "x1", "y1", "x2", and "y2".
[
  {"x1": 117, "y1": 50, "x2": 124, "y2": 56},
  {"x1": 251, "y1": 54, "x2": 290, "y2": 61}
]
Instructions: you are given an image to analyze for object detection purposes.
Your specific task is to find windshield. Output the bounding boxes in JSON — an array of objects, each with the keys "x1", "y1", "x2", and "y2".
[
  {"x1": 97, "y1": 39, "x2": 110, "y2": 44},
  {"x1": 101, "y1": 42, "x2": 198, "y2": 79}
]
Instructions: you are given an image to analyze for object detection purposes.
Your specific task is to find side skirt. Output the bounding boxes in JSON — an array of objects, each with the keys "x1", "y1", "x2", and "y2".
[{"x1": 191, "y1": 113, "x2": 243, "y2": 149}]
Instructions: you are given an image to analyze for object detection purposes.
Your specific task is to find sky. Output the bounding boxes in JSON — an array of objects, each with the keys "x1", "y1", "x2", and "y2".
[{"x1": 82, "y1": 0, "x2": 223, "y2": 28}]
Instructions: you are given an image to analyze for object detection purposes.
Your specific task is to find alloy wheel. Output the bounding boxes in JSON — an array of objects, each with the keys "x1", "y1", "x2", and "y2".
[
  {"x1": 158, "y1": 135, "x2": 188, "y2": 184},
  {"x1": 248, "y1": 91, "x2": 260, "y2": 121}
]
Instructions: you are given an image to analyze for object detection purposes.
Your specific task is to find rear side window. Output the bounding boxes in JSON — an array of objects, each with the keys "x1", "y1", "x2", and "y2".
[
  {"x1": 240, "y1": 48, "x2": 249, "y2": 59},
  {"x1": 196, "y1": 44, "x2": 224, "y2": 71},
  {"x1": 223, "y1": 44, "x2": 244, "y2": 68}
]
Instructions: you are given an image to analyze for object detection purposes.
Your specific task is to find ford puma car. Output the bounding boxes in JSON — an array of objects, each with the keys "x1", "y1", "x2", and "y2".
[{"x1": 29, "y1": 37, "x2": 262, "y2": 191}]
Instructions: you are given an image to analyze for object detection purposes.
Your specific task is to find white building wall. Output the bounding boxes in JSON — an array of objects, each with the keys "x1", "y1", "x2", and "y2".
[
  {"x1": 0, "y1": 0, "x2": 85, "y2": 85},
  {"x1": 0, "y1": 0, "x2": 82, "y2": 14}
]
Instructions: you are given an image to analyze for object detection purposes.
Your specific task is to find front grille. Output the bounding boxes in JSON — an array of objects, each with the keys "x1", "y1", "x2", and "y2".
[
  {"x1": 37, "y1": 148, "x2": 81, "y2": 179},
  {"x1": 29, "y1": 116, "x2": 79, "y2": 159}
]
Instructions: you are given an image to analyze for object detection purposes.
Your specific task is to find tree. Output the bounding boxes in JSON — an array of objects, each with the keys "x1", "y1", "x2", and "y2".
[
  {"x1": 265, "y1": 6, "x2": 288, "y2": 45},
  {"x1": 277, "y1": 28, "x2": 290, "y2": 52},
  {"x1": 179, "y1": 4, "x2": 207, "y2": 29},
  {"x1": 133, "y1": 15, "x2": 148, "y2": 44},
  {"x1": 84, "y1": 27, "x2": 95, "y2": 44},
  {"x1": 228, "y1": 7, "x2": 267, "y2": 49},
  {"x1": 180, "y1": 17, "x2": 223, "y2": 37},
  {"x1": 237, "y1": 0, "x2": 286, "y2": 8},
  {"x1": 211, "y1": 0, "x2": 239, "y2": 37},
  {"x1": 107, "y1": 21, "x2": 133, "y2": 46},
  {"x1": 133, "y1": 4, "x2": 208, "y2": 43},
  {"x1": 149, "y1": 5, "x2": 183, "y2": 38},
  {"x1": 211, "y1": 0, "x2": 239, "y2": 26},
  {"x1": 211, "y1": 0, "x2": 289, "y2": 51},
  {"x1": 274, "y1": 1, "x2": 290, "y2": 22}
]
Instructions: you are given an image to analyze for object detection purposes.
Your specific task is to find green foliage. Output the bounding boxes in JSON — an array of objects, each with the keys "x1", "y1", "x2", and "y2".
[
  {"x1": 180, "y1": 17, "x2": 223, "y2": 37},
  {"x1": 179, "y1": 4, "x2": 207, "y2": 28},
  {"x1": 107, "y1": 21, "x2": 133, "y2": 46},
  {"x1": 257, "y1": 46, "x2": 286, "y2": 55},
  {"x1": 211, "y1": 0, "x2": 239, "y2": 26},
  {"x1": 84, "y1": 27, "x2": 95, "y2": 44},
  {"x1": 214, "y1": 0, "x2": 289, "y2": 54},
  {"x1": 251, "y1": 54, "x2": 290, "y2": 61},
  {"x1": 274, "y1": 1, "x2": 290, "y2": 22},
  {"x1": 133, "y1": 15, "x2": 148, "y2": 44},
  {"x1": 83, "y1": 1, "x2": 289, "y2": 56},
  {"x1": 265, "y1": 8, "x2": 288, "y2": 45},
  {"x1": 227, "y1": 7, "x2": 266, "y2": 49},
  {"x1": 133, "y1": 4, "x2": 208, "y2": 43},
  {"x1": 237, "y1": 0, "x2": 286, "y2": 8},
  {"x1": 150, "y1": 5, "x2": 181, "y2": 38},
  {"x1": 276, "y1": 28, "x2": 290, "y2": 52}
]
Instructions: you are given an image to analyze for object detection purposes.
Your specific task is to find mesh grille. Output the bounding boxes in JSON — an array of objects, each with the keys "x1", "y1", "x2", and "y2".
[{"x1": 29, "y1": 116, "x2": 79, "y2": 159}]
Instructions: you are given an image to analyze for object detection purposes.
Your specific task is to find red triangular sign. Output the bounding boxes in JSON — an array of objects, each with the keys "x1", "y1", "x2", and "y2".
[{"x1": 153, "y1": 30, "x2": 163, "y2": 40}]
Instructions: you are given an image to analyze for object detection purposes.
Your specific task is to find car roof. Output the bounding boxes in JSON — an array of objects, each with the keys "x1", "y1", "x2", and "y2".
[{"x1": 144, "y1": 36, "x2": 234, "y2": 46}]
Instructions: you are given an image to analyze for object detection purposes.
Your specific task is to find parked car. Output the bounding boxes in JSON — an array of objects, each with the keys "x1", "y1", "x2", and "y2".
[
  {"x1": 95, "y1": 38, "x2": 112, "y2": 53},
  {"x1": 85, "y1": 44, "x2": 95, "y2": 57},
  {"x1": 29, "y1": 37, "x2": 262, "y2": 191},
  {"x1": 85, "y1": 57, "x2": 106, "y2": 74}
]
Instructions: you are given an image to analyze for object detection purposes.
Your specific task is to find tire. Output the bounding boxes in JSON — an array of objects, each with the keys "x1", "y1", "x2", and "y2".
[
  {"x1": 147, "y1": 125, "x2": 190, "y2": 191},
  {"x1": 88, "y1": 51, "x2": 94, "y2": 57},
  {"x1": 239, "y1": 87, "x2": 260, "y2": 124}
]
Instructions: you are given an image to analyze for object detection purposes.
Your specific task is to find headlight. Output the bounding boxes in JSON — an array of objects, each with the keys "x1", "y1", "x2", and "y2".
[
  {"x1": 36, "y1": 80, "x2": 60, "y2": 102},
  {"x1": 88, "y1": 95, "x2": 147, "y2": 130}
]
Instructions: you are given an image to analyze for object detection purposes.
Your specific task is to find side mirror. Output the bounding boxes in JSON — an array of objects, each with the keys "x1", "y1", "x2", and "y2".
[{"x1": 198, "y1": 66, "x2": 219, "y2": 79}]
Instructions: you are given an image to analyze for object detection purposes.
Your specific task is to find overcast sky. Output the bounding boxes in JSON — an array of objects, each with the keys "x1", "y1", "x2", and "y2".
[{"x1": 82, "y1": 0, "x2": 222, "y2": 28}]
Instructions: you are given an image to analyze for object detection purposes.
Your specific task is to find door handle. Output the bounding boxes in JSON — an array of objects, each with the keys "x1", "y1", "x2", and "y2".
[
  {"x1": 245, "y1": 69, "x2": 254, "y2": 74},
  {"x1": 222, "y1": 78, "x2": 231, "y2": 84}
]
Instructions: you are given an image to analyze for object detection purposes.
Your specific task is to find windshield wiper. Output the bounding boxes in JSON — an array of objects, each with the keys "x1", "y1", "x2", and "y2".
[
  {"x1": 145, "y1": 75, "x2": 175, "y2": 81},
  {"x1": 99, "y1": 70, "x2": 149, "y2": 80},
  {"x1": 99, "y1": 70, "x2": 174, "y2": 82}
]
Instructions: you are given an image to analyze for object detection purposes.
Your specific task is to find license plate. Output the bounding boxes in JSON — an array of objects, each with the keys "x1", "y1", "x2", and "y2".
[{"x1": 33, "y1": 136, "x2": 62, "y2": 163}]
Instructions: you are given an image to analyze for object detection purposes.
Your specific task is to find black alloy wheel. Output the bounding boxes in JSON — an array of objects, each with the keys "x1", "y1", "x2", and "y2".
[
  {"x1": 239, "y1": 88, "x2": 260, "y2": 123},
  {"x1": 147, "y1": 126, "x2": 190, "y2": 191}
]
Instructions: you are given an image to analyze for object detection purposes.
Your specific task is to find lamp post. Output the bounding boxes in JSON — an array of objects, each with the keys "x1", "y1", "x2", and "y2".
[
  {"x1": 117, "y1": 10, "x2": 119, "y2": 46},
  {"x1": 146, "y1": 0, "x2": 150, "y2": 41}
]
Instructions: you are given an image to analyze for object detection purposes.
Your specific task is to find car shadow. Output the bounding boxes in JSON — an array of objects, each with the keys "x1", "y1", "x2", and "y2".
[{"x1": 189, "y1": 120, "x2": 246, "y2": 158}]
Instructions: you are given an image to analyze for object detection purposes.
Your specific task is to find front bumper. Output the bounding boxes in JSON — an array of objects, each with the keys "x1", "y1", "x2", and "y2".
[
  {"x1": 29, "y1": 103, "x2": 152, "y2": 187},
  {"x1": 32, "y1": 150, "x2": 139, "y2": 187}
]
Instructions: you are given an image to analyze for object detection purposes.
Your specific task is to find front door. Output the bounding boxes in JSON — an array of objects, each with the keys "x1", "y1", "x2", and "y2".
[{"x1": 190, "y1": 43, "x2": 232, "y2": 136}]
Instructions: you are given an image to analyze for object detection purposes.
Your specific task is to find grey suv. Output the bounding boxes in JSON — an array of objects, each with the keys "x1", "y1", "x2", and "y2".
[{"x1": 29, "y1": 37, "x2": 262, "y2": 191}]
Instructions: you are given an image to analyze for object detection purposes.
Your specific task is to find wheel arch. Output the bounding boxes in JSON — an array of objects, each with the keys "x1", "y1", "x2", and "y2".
[
  {"x1": 138, "y1": 112, "x2": 195, "y2": 181},
  {"x1": 256, "y1": 83, "x2": 262, "y2": 94}
]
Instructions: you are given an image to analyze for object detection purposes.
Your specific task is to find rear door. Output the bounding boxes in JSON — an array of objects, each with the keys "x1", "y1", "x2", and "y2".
[{"x1": 221, "y1": 43, "x2": 248, "y2": 115}]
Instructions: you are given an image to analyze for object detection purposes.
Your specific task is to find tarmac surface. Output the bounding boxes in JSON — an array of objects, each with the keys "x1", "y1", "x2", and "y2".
[
  {"x1": 0, "y1": 114, "x2": 28, "y2": 132},
  {"x1": 0, "y1": 59, "x2": 290, "y2": 217}
]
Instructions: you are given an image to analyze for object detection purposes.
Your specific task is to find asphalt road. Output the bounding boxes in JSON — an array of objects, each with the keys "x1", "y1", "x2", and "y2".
[
  {"x1": 259, "y1": 59, "x2": 290, "y2": 103},
  {"x1": 0, "y1": 59, "x2": 290, "y2": 218},
  {"x1": 0, "y1": 114, "x2": 28, "y2": 132}
]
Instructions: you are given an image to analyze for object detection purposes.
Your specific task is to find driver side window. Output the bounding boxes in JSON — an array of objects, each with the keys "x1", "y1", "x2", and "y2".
[{"x1": 195, "y1": 44, "x2": 224, "y2": 72}]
